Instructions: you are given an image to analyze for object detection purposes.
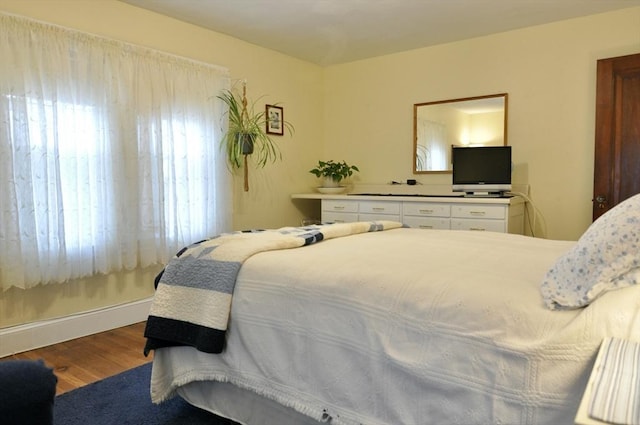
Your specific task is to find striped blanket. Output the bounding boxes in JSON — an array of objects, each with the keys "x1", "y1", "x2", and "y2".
[
  {"x1": 144, "y1": 221, "x2": 402, "y2": 355},
  {"x1": 588, "y1": 337, "x2": 640, "y2": 425}
]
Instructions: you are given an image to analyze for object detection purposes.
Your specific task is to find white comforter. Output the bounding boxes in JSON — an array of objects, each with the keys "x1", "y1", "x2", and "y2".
[{"x1": 150, "y1": 228, "x2": 640, "y2": 425}]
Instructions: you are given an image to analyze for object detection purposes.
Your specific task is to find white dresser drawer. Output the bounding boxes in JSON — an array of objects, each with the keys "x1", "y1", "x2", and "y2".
[
  {"x1": 451, "y1": 218, "x2": 506, "y2": 233},
  {"x1": 322, "y1": 211, "x2": 359, "y2": 223},
  {"x1": 300, "y1": 195, "x2": 523, "y2": 234},
  {"x1": 359, "y1": 201, "x2": 401, "y2": 215},
  {"x1": 403, "y1": 202, "x2": 451, "y2": 217},
  {"x1": 403, "y1": 216, "x2": 450, "y2": 230},
  {"x1": 451, "y1": 204, "x2": 506, "y2": 220},
  {"x1": 359, "y1": 213, "x2": 401, "y2": 222},
  {"x1": 322, "y1": 200, "x2": 358, "y2": 213}
]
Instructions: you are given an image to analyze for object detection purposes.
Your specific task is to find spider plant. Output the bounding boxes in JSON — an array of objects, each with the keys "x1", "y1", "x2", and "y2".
[{"x1": 217, "y1": 87, "x2": 294, "y2": 169}]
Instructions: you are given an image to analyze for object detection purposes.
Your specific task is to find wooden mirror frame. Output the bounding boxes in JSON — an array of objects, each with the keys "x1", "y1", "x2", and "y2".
[{"x1": 413, "y1": 93, "x2": 508, "y2": 174}]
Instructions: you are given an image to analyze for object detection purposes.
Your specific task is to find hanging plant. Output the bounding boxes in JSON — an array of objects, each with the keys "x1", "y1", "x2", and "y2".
[{"x1": 217, "y1": 82, "x2": 294, "y2": 191}]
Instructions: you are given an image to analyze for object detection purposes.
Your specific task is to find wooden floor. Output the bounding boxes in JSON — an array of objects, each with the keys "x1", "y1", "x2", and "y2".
[{"x1": 6, "y1": 321, "x2": 150, "y2": 395}]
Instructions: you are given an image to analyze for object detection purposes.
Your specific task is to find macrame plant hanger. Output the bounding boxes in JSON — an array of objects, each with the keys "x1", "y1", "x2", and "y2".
[{"x1": 241, "y1": 82, "x2": 250, "y2": 192}]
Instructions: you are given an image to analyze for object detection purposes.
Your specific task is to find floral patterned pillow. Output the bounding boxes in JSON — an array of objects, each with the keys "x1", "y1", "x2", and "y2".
[{"x1": 541, "y1": 193, "x2": 640, "y2": 310}]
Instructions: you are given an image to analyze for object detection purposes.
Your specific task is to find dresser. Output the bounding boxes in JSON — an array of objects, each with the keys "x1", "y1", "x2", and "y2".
[{"x1": 291, "y1": 194, "x2": 525, "y2": 234}]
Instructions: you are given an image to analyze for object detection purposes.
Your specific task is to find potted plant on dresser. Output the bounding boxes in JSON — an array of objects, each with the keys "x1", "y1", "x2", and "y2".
[
  {"x1": 217, "y1": 81, "x2": 294, "y2": 191},
  {"x1": 309, "y1": 160, "x2": 359, "y2": 193}
]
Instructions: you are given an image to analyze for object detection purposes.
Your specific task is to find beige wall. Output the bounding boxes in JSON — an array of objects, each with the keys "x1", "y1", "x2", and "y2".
[
  {"x1": 0, "y1": 1, "x2": 638, "y2": 328},
  {"x1": 323, "y1": 7, "x2": 640, "y2": 240}
]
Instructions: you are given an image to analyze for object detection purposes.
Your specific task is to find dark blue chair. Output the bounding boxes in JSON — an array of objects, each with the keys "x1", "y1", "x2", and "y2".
[{"x1": 0, "y1": 359, "x2": 57, "y2": 425}]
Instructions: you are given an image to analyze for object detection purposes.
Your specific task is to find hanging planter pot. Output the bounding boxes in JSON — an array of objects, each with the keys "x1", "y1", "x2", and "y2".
[{"x1": 237, "y1": 133, "x2": 255, "y2": 155}]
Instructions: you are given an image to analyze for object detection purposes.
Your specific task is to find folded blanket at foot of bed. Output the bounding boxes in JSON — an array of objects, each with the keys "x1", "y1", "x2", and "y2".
[{"x1": 144, "y1": 221, "x2": 402, "y2": 355}]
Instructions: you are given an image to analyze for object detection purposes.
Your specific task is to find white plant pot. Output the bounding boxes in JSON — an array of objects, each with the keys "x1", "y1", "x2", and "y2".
[{"x1": 323, "y1": 177, "x2": 340, "y2": 188}]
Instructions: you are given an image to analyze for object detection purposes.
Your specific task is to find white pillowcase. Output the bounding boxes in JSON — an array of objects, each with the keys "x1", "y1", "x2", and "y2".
[{"x1": 541, "y1": 193, "x2": 640, "y2": 310}]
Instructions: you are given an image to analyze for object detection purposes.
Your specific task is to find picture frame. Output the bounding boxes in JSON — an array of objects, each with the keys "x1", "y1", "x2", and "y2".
[{"x1": 265, "y1": 104, "x2": 284, "y2": 135}]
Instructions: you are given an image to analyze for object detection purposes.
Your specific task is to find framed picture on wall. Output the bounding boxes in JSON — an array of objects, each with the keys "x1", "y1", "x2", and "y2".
[{"x1": 265, "y1": 104, "x2": 284, "y2": 135}]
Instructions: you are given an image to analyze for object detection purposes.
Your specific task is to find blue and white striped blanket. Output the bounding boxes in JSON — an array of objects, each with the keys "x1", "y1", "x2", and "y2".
[
  {"x1": 588, "y1": 337, "x2": 640, "y2": 425},
  {"x1": 144, "y1": 221, "x2": 402, "y2": 354}
]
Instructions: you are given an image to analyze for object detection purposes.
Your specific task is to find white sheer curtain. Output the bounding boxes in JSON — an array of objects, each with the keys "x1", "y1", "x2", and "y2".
[{"x1": 0, "y1": 14, "x2": 231, "y2": 291}]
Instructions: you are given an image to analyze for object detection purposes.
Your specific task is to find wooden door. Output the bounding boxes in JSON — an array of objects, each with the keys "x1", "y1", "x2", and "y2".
[{"x1": 593, "y1": 53, "x2": 640, "y2": 221}]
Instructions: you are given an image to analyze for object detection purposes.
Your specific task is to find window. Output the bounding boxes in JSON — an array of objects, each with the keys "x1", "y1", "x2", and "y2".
[{"x1": 0, "y1": 14, "x2": 231, "y2": 290}]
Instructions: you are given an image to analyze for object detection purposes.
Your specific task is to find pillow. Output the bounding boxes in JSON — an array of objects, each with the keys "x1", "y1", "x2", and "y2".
[{"x1": 541, "y1": 193, "x2": 640, "y2": 310}]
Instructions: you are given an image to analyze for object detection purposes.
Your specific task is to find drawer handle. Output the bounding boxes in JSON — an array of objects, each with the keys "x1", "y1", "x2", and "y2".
[
  {"x1": 333, "y1": 206, "x2": 345, "y2": 210},
  {"x1": 372, "y1": 207, "x2": 385, "y2": 211},
  {"x1": 419, "y1": 225, "x2": 433, "y2": 229},
  {"x1": 419, "y1": 209, "x2": 434, "y2": 214},
  {"x1": 469, "y1": 211, "x2": 486, "y2": 216},
  {"x1": 469, "y1": 227, "x2": 486, "y2": 231}
]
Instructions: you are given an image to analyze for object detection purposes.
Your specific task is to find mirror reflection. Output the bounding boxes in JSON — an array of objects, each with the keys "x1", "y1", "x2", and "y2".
[{"x1": 413, "y1": 93, "x2": 508, "y2": 173}]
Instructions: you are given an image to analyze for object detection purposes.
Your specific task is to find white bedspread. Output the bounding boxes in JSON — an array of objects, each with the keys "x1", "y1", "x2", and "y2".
[{"x1": 151, "y1": 228, "x2": 640, "y2": 425}]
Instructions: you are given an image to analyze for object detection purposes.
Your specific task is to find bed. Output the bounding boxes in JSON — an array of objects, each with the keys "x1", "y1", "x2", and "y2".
[{"x1": 144, "y1": 194, "x2": 640, "y2": 425}]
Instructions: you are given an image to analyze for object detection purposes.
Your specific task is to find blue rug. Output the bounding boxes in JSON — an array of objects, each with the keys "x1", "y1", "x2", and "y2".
[{"x1": 54, "y1": 362, "x2": 239, "y2": 425}]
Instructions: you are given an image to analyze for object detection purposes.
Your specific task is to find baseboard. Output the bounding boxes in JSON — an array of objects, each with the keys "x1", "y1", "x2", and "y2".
[{"x1": 0, "y1": 297, "x2": 152, "y2": 358}]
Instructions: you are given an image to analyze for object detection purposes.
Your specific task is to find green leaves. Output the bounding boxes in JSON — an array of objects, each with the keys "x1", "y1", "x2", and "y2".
[
  {"x1": 309, "y1": 160, "x2": 360, "y2": 183},
  {"x1": 217, "y1": 88, "x2": 294, "y2": 169}
]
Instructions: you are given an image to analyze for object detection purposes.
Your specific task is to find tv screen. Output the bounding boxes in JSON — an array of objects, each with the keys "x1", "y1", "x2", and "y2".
[{"x1": 452, "y1": 146, "x2": 512, "y2": 195}]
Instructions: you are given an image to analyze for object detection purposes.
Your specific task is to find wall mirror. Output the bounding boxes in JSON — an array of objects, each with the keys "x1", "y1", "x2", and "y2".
[{"x1": 413, "y1": 93, "x2": 508, "y2": 174}]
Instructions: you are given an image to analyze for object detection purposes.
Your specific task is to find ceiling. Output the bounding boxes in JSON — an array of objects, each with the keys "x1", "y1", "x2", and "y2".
[{"x1": 120, "y1": 0, "x2": 640, "y2": 66}]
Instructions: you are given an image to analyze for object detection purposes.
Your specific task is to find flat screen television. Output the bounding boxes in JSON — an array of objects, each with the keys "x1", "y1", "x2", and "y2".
[{"x1": 452, "y1": 146, "x2": 512, "y2": 196}]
